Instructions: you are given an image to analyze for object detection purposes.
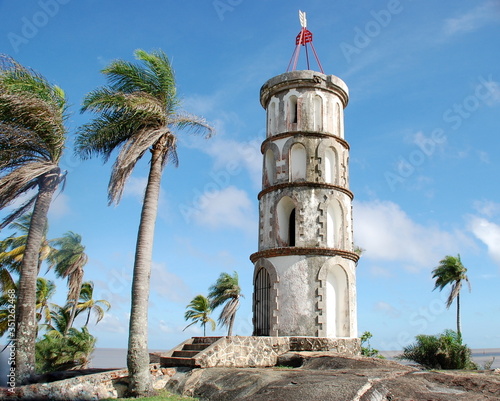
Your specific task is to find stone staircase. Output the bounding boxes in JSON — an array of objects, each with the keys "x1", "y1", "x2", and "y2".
[
  {"x1": 157, "y1": 337, "x2": 222, "y2": 368},
  {"x1": 151, "y1": 336, "x2": 361, "y2": 369}
]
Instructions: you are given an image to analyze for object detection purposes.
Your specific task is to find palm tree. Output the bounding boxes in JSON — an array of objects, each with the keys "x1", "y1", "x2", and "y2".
[
  {"x1": 432, "y1": 254, "x2": 471, "y2": 336},
  {"x1": 47, "y1": 232, "x2": 88, "y2": 334},
  {"x1": 0, "y1": 55, "x2": 67, "y2": 383},
  {"x1": 35, "y1": 277, "x2": 56, "y2": 326},
  {"x1": 75, "y1": 49, "x2": 213, "y2": 396},
  {"x1": 184, "y1": 295, "x2": 216, "y2": 336},
  {"x1": 0, "y1": 213, "x2": 54, "y2": 293},
  {"x1": 44, "y1": 303, "x2": 72, "y2": 335},
  {"x1": 208, "y1": 271, "x2": 243, "y2": 336},
  {"x1": 76, "y1": 281, "x2": 110, "y2": 327}
]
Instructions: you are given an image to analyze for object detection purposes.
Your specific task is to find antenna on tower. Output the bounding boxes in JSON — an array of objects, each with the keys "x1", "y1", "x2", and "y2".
[{"x1": 287, "y1": 10, "x2": 324, "y2": 73}]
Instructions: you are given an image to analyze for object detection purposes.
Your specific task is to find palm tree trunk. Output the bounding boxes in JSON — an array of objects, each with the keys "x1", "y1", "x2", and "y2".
[
  {"x1": 65, "y1": 276, "x2": 83, "y2": 335},
  {"x1": 127, "y1": 143, "x2": 165, "y2": 397},
  {"x1": 456, "y1": 292, "x2": 461, "y2": 337},
  {"x1": 64, "y1": 300, "x2": 78, "y2": 336},
  {"x1": 15, "y1": 172, "x2": 59, "y2": 384},
  {"x1": 85, "y1": 308, "x2": 91, "y2": 327},
  {"x1": 228, "y1": 313, "x2": 235, "y2": 336}
]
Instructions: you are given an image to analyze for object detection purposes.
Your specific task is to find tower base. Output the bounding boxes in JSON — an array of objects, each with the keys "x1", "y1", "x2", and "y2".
[{"x1": 157, "y1": 336, "x2": 360, "y2": 368}]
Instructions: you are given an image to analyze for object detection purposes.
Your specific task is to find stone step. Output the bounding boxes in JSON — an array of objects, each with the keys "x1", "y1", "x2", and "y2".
[
  {"x1": 160, "y1": 356, "x2": 199, "y2": 368},
  {"x1": 172, "y1": 350, "x2": 199, "y2": 358},
  {"x1": 192, "y1": 336, "x2": 222, "y2": 345},
  {"x1": 183, "y1": 344, "x2": 208, "y2": 351}
]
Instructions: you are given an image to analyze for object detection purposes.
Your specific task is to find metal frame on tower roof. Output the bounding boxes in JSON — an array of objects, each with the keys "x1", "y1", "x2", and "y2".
[{"x1": 287, "y1": 10, "x2": 324, "y2": 73}]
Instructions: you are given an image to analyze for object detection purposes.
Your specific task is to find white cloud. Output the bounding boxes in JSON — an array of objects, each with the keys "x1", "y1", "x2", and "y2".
[
  {"x1": 48, "y1": 192, "x2": 71, "y2": 219},
  {"x1": 473, "y1": 200, "x2": 500, "y2": 218},
  {"x1": 468, "y1": 216, "x2": 500, "y2": 265},
  {"x1": 354, "y1": 200, "x2": 464, "y2": 270},
  {"x1": 374, "y1": 301, "x2": 401, "y2": 318},
  {"x1": 123, "y1": 176, "x2": 148, "y2": 201},
  {"x1": 369, "y1": 265, "x2": 393, "y2": 278},
  {"x1": 150, "y1": 261, "x2": 192, "y2": 303},
  {"x1": 443, "y1": 1, "x2": 500, "y2": 37},
  {"x1": 182, "y1": 134, "x2": 263, "y2": 189},
  {"x1": 192, "y1": 186, "x2": 256, "y2": 233},
  {"x1": 92, "y1": 313, "x2": 127, "y2": 334}
]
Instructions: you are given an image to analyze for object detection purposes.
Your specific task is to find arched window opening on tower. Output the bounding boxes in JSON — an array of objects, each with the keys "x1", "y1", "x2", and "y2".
[
  {"x1": 327, "y1": 200, "x2": 342, "y2": 248},
  {"x1": 290, "y1": 143, "x2": 306, "y2": 181},
  {"x1": 268, "y1": 101, "x2": 277, "y2": 136},
  {"x1": 289, "y1": 95, "x2": 298, "y2": 125},
  {"x1": 289, "y1": 208, "x2": 296, "y2": 246},
  {"x1": 324, "y1": 147, "x2": 336, "y2": 184},
  {"x1": 336, "y1": 102, "x2": 342, "y2": 138},
  {"x1": 277, "y1": 196, "x2": 296, "y2": 247},
  {"x1": 326, "y1": 265, "x2": 349, "y2": 337},
  {"x1": 264, "y1": 149, "x2": 276, "y2": 186},
  {"x1": 254, "y1": 267, "x2": 271, "y2": 336},
  {"x1": 313, "y1": 95, "x2": 323, "y2": 131}
]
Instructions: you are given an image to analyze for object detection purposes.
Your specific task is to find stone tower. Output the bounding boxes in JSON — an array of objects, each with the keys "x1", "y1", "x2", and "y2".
[{"x1": 250, "y1": 70, "x2": 358, "y2": 338}]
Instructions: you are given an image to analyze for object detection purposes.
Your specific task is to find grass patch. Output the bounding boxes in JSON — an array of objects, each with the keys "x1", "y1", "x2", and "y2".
[{"x1": 103, "y1": 389, "x2": 198, "y2": 401}]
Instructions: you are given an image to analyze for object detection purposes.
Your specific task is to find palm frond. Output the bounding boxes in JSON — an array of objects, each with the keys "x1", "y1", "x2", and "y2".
[
  {"x1": 170, "y1": 112, "x2": 215, "y2": 139},
  {"x1": 134, "y1": 49, "x2": 177, "y2": 105},
  {"x1": 218, "y1": 297, "x2": 240, "y2": 327},
  {"x1": 0, "y1": 161, "x2": 60, "y2": 208},
  {"x1": 75, "y1": 111, "x2": 139, "y2": 162},
  {"x1": 107, "y1": 127, "x2": 169, "y2": 204}
]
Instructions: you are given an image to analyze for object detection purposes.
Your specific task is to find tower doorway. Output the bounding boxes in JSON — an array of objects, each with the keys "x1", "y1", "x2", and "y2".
[{"x1": 254, "y1": 267, "x2": 271, "y2": 336}]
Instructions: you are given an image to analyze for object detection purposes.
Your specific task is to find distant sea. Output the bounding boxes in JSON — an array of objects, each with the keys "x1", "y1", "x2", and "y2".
[{"x1": 89, "y1": 347, "x2": 500, "y2": 370}]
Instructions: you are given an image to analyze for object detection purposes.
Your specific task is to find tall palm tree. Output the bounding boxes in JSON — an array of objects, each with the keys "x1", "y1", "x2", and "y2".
[
  {"x1": 432, "y1": 254, "x2": 471, "y2": 336},
  {"x1": 0, "y1": 55, "x2": 67, "y2": 383},
  {"x1": 47, "y1": 231, "x2": 88, "y2": 334},
  {"x1": 183, "y1": 295, "x2": 216, "y2": 336},
  {"x1": 75, "y1": 281, "x2": 110, "y2": 327},
  {"x1": 208, "y1": 271, "x2": 243, "y2": 336},
  {"x1": 75, "y1": 49, "x2": 213, "y2": 396}
]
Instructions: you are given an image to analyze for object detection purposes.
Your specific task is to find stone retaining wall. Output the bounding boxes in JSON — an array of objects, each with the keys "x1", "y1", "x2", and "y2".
[{"x1": 195, "y1": 336, "x2": 360, "y2": 368}]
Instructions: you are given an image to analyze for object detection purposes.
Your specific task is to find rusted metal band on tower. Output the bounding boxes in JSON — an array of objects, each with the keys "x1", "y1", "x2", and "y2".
[
  {"x1": 258, "y1": 182, "x2": 354, "y2": 201},
  {"x1": 250, "y1": 247, "x2": 360, "y2": 264},
  {"x1": 261, "y1": 131, "x2": 350, "y2": 152}
]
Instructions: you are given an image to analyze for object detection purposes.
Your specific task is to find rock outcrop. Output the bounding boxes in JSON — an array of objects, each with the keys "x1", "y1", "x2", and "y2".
[{"x1": 166, "y1": 352, "x2": 500, "y2": 401}]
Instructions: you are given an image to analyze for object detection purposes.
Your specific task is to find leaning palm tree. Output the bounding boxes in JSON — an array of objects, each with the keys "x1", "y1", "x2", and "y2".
[
  {"x1": 183, "y1": 294, "x2": 216, "y2": 336},
  {"x1": 47, "y1": 231, "x2": 88, "y2": 334},
  {"x1": 75, "y1": 49, "x2": 213, "y2": 396},
  {"x1": 0, "y1": 55, "x2": 67, "y2": 383},
  {"x1": 208, "y1": 271, "x2": 243, "y2": 336},
  {"x1": 432, "y1": 254, "x2": 471, "y2": 336},
  {"x1": 75, "y1": 281, "x2": 110, "y2": 327}
]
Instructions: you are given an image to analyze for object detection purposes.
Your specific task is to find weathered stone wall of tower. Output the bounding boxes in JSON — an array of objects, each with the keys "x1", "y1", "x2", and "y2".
[{"x1": 251, "y1": 70, "x2": 358, "y2": 339}]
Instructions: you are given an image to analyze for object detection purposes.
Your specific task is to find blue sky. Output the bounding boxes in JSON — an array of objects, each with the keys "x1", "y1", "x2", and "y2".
[{"x1": 1, "y1": 1, "x2": 499, "y2": 352}]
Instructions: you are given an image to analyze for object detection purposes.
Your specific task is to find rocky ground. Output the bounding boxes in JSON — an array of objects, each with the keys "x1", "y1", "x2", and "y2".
[
  {"x1": 166, "y1": 352, "x2": 500, "y2": 401},
  {"x1": 4, "y1": 353, "x2": 500, "y2": 400}
]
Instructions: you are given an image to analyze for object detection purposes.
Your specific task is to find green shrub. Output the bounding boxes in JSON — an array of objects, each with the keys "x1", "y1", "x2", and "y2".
[
  {"x1": 360, "y1": 331, "x2": 384, "y2": 358},
  {"x1": 397, "y1": 330, "x2": 477, "y2": 370},
  {"x1": 35, "y1": 326, "x2": 96, "y2": 373}
]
